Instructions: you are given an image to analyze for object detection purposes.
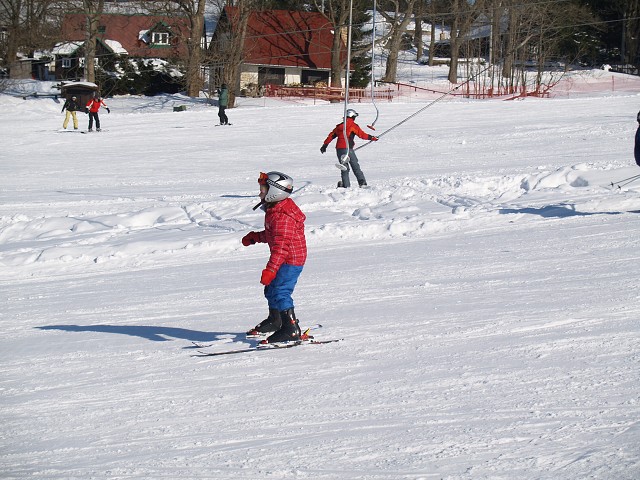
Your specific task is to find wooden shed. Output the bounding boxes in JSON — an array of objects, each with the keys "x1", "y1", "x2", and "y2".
[{"x1": 60, "y1": 81, "x2": 100, "y2": 108}]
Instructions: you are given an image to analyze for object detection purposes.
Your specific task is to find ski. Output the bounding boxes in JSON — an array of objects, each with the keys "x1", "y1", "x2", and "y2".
[
  {"x1": 192, "y1": 338, "x2": 341, "y2": 357},
  {"x1": 214, "y1": 123, "x2": 233, "y2": 126},
  {"x1": 246, "y1": 323, "x2": 323, "y2": 339},
  {"x1": 190, "y1": 324, "x2": 323, "y2": 348}
]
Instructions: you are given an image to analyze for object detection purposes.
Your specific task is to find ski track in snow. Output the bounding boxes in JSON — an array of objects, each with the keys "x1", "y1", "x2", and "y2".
[{"x1": 1, "y1": 75, "x2": 640, "y2": 479}]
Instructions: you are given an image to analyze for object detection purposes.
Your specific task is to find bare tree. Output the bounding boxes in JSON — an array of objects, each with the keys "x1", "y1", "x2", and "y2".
[
  {"x1": 377, "y1": 0, "x2": 417, "y2": 82},
  {"x1": 171, "y1": 0, "x2": 207, "y2": 96},
  {"x1": 80, "y1": 0, "x2": 105, "y2": 83},
  {"x1": 312, "y1": 0, "x2": 353, "y2": 88},
  {"x1": 445, "y1": 0, "x2": 486, "y2": 83},
  {"x1": 205, "y1": 0, "x2": 254, "y2": 107},
  {"x1": 0, "y1": 0, "x2": 61, "y2": 72}
]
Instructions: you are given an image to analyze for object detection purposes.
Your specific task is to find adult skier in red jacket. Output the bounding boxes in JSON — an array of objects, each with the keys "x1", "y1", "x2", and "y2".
[
  {"x1": 242, "y1": 171, "x2": 307, "y2": 344},
  {"x1": 320, "y1": 109, "x2": 378, "y2": 187},
  {"x1": 85, "y1": 96, "x2": 110, "y2": 132}
]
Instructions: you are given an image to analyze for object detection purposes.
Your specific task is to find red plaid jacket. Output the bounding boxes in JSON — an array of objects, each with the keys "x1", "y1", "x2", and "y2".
[{"x1": 257, "y1": 197, "x2": 307, "y2": 272}]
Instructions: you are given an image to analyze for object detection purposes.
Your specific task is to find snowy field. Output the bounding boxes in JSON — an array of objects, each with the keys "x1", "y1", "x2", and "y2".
[{"x1": 1, "y1": 70, "x2": 640, "y2": 479}]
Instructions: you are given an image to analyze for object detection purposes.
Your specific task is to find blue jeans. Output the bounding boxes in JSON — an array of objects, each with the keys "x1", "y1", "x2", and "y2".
[{"x1": 264, "y1": 264, "x2": 303, "y2": 310}]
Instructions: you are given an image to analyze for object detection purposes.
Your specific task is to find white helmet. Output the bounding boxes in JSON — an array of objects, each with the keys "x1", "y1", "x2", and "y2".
[
  {"x1": 259, "y1": 171, "x2": 294, "y2": 203},
  {"x1": 346, "y1": 109, "x2": 358, "y2": 118}
]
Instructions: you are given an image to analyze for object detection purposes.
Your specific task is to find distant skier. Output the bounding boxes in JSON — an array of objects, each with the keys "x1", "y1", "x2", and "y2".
[
  {"x1": 635, "y1": 110, "x2": 640, "y2": 167},
  {"x1": 320, "y1": 108, "x2": 378, "y2": 188},
  {"x1": 242, "y1": 171, "x2": 307, "y2": 344},
  {"x1": 217, "y1": 84, "x2": 229, "y2": 125},
  {"x1": 85, "y1": 96, "x2": 110, "y2": 132},
  {"x1": 61, "y1": 95, "x2": 80, "y2": 130}
]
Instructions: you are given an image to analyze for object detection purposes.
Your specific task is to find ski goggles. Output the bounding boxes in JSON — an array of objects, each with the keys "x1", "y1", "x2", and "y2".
[{"x1": 258, "y1": 172, "x2": 269, "y2": 185}]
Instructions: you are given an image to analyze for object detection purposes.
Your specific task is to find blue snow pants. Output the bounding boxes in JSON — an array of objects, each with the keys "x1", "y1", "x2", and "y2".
[{"x1": 264, "y1": 264, "x2": 303, "y2": 311}]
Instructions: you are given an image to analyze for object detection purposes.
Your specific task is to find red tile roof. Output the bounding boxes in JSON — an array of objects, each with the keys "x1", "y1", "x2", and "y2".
[
  {"x1": 61, "y1": 13, "x2": 190, "y2": 58},
  {"x1": 224, "y1": 7, "x2": 342, "y2": 69}
]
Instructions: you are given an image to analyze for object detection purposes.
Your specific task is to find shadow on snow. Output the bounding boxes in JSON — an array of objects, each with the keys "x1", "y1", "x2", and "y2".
[
  {"x1": 35, "y1": 324, "x2": 248, "y2": 347},
  {"x1": 498, "y1": 204, "x2": 639, "y2": 218}
]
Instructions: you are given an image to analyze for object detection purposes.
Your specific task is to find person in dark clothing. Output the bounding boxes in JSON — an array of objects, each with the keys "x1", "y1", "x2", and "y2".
[
  {"x1": 635, "y1": 110, "x2": 640, "y2": 167},
  {"x1": 217, "y1": 84, "x2": 229, "y2": 125},
  {"x1": 61, "y1": 96, "x2": 81, "y2": 130}
]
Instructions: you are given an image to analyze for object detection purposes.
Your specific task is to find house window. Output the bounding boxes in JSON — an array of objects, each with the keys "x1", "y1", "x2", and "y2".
[
  {"x1": 152, "y1": 32, "x2": 170, "y2": 45},
  {"x1": 302, "y1": 69, "x2": 329, "y2": 85},
  {"x1": 62, "y1": 58, "x2": 72, "y2": 68},
  {"x1": 258, "y1": 67, "x2": 285, "y2": 86},
  {"x1": 78, "y1": 58, "x2": 99, "y2": 67},
  {"x1": 98, "y1": 25, "x2": 106, "y2": 34}
]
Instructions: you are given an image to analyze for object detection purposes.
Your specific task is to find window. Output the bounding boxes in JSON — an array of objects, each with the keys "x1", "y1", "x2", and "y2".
[
  {"x1": 258, "y1": 67, "x2": 285, "y2": 86},
  {"x1": 78, "y1": 58, "x2": 99, "y2": 67},
  {"x1": 98, "y1": 25, "x2": 106, "y2": 34},
  {"x1": 302, "y1": 69, "x2": 329, "y2": 85},
  {"x1": 152, "y1": 32, "x2": 170, "y2": 45},
  {"x1": 62, "y1": 58, "x2": 72, "y2": 68}
]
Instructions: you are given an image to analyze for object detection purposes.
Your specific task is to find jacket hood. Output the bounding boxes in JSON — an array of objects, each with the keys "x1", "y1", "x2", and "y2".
[{"x1": 270, "y1": 197, "x2": 305, "y2": 223}]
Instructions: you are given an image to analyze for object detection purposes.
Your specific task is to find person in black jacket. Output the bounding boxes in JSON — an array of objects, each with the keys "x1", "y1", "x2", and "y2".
[
  {"x1": 635, "y1": 110, "x2": 640, "y2": 167},
  {"x1": 61, "y1": 96, "x2": 81, "y2": 130}
]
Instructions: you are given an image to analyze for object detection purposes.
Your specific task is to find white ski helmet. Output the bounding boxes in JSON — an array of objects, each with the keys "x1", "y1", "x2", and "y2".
[
  {"x1": 259, "y1": 171, "x2": 294, "y2": 203},
  {"x1": 346, "y1": 108, "x2": 359, "y2": 118}
]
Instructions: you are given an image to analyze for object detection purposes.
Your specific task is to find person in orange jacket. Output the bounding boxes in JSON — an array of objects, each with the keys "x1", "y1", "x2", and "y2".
[
  {"x1": 320, "y1": 109, "x2": 378, "y2": 187},
  {"x1": 85, "y1": 96, "x2": 110, "y2": 132}
]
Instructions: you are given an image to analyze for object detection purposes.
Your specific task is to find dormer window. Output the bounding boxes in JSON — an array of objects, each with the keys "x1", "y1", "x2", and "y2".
[{"x1": 152, "y1": 32, "x2": 169, "y2": 45}]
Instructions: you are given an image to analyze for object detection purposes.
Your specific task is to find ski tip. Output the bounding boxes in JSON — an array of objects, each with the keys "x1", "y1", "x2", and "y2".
[{"x1": 367, "y1": 125, "x2": 376, "y2": 130}]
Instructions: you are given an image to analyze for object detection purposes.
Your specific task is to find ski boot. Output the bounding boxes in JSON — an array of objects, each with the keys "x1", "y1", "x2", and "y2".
[
  {"x1": 262, "y1": 308, "x2": 302, "y2": 344},
  {"x1": 246, "y1": 308, "x2": 281, "y2": 336}
]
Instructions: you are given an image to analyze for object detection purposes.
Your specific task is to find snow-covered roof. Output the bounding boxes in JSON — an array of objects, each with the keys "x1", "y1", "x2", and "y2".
[
  {"x1": 52, "y1": 41, "x2": 83, "y2": 56},
  {"x1": 104, "y1": 39, "x2": 128, "y2": 55},
  {"x1": 60, "y1": 81, "x2": 99, "y2": 89}
]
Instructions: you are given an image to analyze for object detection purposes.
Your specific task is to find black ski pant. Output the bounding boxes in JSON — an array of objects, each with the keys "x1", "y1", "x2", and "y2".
[
  {"x1": 218, "y1": 106, "x2": 228, "y2": 125},
  {"x1": 88, "y1": 112, "x2": 100, "y2": 130}
]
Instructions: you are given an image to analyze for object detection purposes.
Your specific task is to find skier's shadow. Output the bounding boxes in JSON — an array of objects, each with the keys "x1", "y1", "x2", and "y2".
[{"x1": 36, "y1": 324, "x2": 248, "y2": 348}]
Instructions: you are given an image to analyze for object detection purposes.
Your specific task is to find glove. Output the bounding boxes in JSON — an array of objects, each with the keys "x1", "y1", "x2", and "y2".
[
  {"x1": 241, "y1": 231, "x2": 260, "y2": 246},
  {"x1": 260, "y1": 269, "x2": 276, "y2": 286},
  {"x1": 370, "y1": 136, "x2": 379, "y2": 141},
  {"x1": 85, "y1": 108, "x2": 89, "y2": 114},
  {"x1": 106, "y1": 108, "x2": 110, "y2": 114},
  {"x1": 320, "y1": 144, "x2": 327, "y2": 154}
]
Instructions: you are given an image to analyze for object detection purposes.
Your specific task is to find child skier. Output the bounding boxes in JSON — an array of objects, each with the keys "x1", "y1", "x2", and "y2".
[
  {"x1": 242, "y1": 171, "x2": 307, "y2": 344},
  {"x1": 320, "y1": 108, "x2": 378, "y2": 188}
]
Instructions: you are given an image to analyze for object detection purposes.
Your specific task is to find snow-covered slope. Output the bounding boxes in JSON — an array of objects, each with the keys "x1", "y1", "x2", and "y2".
[{"x1": 1, "y1": 73, "x2": 639, "y2": 479}]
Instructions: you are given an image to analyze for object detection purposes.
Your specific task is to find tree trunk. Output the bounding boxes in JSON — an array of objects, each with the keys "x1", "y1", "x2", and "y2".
[
  {"x1": 185, "y1": 0, "x2": 206, "y2": 97},
  {"x1": 414, "y1": 1, "x2": 423, "y2": 61},
  {"x1": 379, "y1": 0, "x2": 417, "y2": 83},
  {"x1": 83, "y1": 0, "x2": 104, "y2": 83},
  {"x1": 330, "y1": 26, "x2": 344, "y2": 88}
]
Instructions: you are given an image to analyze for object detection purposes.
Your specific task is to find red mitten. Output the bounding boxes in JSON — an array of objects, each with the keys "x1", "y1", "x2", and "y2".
[
  {"x1": 242, "y1": 231, "x2": 260, "y2": 246},
  {"x1": 260, "y1": 269, "x2": 276, "y2": 286}
]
